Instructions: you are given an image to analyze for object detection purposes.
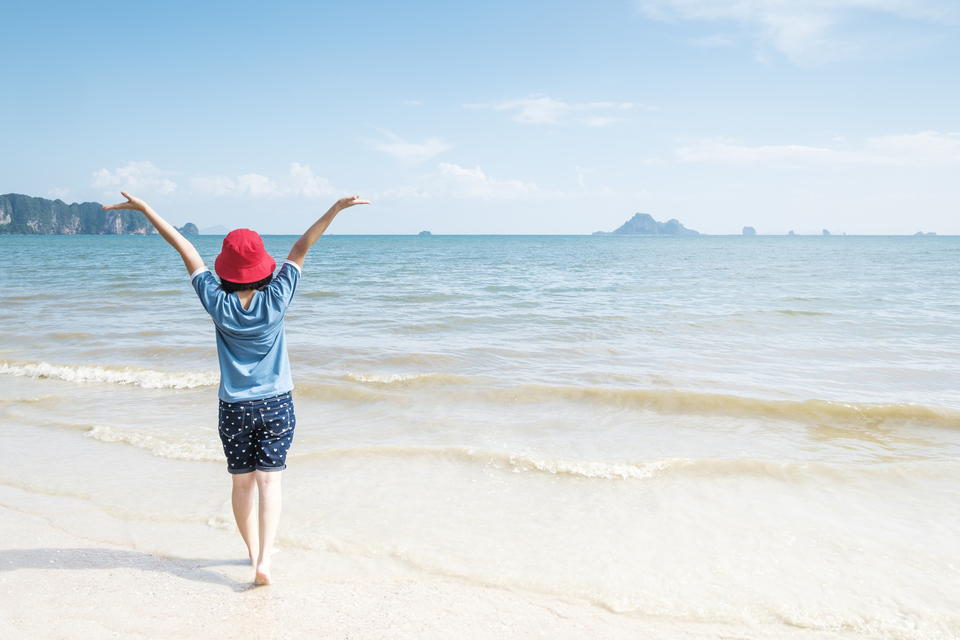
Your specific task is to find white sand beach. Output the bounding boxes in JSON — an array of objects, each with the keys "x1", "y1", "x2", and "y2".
[{"x1": 0, "y1": 504, "x2": 730, "y2": 640}]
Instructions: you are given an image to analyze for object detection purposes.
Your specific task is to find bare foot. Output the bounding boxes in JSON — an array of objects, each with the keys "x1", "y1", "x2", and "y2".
[{"x1": 254, "y1": 564, "x2": 272, "y2": 586}]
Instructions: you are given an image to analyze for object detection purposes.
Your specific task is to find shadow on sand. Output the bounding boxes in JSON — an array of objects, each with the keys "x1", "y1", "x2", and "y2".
[{"x1": 0, "y1": 547, "x2": 253, "y2": 591}]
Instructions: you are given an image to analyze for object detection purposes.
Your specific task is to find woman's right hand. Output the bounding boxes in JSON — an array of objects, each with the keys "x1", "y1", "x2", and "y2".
[{"x1": 336, "y1": 195, "x2": 370, "y2": 211}]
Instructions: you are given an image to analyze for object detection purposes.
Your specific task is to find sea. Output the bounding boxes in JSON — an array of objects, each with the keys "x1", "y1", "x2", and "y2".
[{"x1": 1, "y1": 234, "x2": 958, "y2": 639}]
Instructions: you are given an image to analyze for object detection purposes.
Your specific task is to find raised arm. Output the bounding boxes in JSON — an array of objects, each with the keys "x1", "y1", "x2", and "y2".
[
  {"x1": 286, "y1": 195, "x2": 369, "y2": 268},
  {"x1": 102, "y1": 192, "x2": 204, "y2": 274}
]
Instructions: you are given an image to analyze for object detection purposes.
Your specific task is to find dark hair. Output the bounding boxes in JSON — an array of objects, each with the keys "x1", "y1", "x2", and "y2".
[{"x1": 219, "y1": 274, "x2": 274, "y2": 293}]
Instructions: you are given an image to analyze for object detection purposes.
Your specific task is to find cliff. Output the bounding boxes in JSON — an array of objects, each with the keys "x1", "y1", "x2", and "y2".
[
  {"x1": 0, "y1": 193, "x2": 153, "y2": 235},
  {"x1": 593, "y1": 213, "x2": 700, "y2": 236}
]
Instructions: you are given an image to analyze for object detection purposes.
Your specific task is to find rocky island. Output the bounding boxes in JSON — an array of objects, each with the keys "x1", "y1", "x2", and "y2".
[
  {"x1": 0, "y1": 193, "x2": 197, "y2": 236},
  {"x1": 593, "y1": 213, "x2": 700, "y2": 236}
]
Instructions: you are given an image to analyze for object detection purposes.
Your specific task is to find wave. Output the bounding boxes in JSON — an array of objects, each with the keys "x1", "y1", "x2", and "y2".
[
  {"x1": 109, "y1": 433, "x2": 851, "y2": 482},
  {"x1": 0, "y1": 360, "x2": 218, "y2": 390},
  {"x1": 293, "y1": 445, "x2": 676, "y2": 479},
  {"x1": 84, "y1": 425, "x2": 223, "y2": 462},
  {"x1": 56, "y1": 427, "x2": 824, "y2": 480},
  {"x1": 504, "y1": 385, "x2": 960, "y2": 428},
  {"x1": 0, "y1": 394, "x2": 56, "y2": 404},
  {"x1": 290, "y1": 445, "x2": 957, "y2": 481},
  {"x1": 292, "y1": 372, "x2": 481, "y2": 402},
  {"x1": 66, "y1": 422, "x2": 676, "y2": 475},
  {"x1": 6, "y1": 356, "x2": 958, "y2": 430},
  {"x1": 102, "y1": 289, "x2": 185, "y2": 297},
  {"x1": 302, "y1": 375, "x2": 960, "y2": 429},
  {"x1": 49, "y1": 332, "x2": 98, "y2": 340},
  {"x1": 343, "y1": 372, "x2": 472, "y2": 385}
]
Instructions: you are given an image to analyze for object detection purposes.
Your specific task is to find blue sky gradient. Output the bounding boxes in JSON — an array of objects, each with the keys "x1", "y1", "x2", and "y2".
[{"x1": 2, "y1": 0, "x2": 958, "y2": 234}]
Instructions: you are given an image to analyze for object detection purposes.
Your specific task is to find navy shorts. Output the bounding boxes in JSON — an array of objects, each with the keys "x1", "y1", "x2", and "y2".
[{"x1": 218, "y1": 392, "x2": 296, "y2": 474}]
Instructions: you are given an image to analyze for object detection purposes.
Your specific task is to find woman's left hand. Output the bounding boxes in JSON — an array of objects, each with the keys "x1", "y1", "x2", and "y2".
[{"x1": 102, "y1": 191, "x2": 147, "y2": 212}]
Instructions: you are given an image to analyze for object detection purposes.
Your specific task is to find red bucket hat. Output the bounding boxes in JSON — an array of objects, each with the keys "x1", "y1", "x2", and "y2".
[{"x1": 214, "y1": 229, "x2": 276, "y2": 283}]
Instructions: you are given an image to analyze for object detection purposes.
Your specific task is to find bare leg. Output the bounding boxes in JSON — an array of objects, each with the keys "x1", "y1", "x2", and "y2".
[
  {"x1": 230, "y1": 472, "x2": 259, "y2": 566},
  {"x1": 254, "y1": 469, "x2": 282, "y2": 585}
]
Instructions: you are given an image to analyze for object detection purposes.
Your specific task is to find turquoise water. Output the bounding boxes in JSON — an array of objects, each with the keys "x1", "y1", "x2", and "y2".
[{"x1": 2, "y1": 235, "x2": 959, "y2": 638}]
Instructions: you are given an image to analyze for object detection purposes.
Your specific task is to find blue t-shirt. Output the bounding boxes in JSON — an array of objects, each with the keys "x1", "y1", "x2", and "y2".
[{"x1": 191, "y1": 260, "x2": 301, "y2": 402}]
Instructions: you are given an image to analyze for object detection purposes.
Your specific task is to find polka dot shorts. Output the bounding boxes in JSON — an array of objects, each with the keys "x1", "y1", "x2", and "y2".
[{"x1": 218, "y1": 392, "x2": 296, "y2": 474}]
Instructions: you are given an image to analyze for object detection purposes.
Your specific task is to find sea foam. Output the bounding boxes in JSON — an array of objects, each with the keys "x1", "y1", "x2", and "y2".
[
  {"x1": 0, "y1": 360, "x2": 218, "y2": 389},
  {"x1": 84, "y1": 425, "x2": 223, "y2": 462}
]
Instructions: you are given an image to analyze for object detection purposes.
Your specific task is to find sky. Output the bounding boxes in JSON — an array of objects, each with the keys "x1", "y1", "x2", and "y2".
[{"x1": 2, "y1": 0, "x2": 958, "y2": 235}]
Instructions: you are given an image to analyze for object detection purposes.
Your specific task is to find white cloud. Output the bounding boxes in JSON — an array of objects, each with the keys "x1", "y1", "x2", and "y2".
[
  {"x1": 91, "y1": 160, "x2": 177, "y2": 196},
  {"x1": 676, "y1": 131, "x2": 960, "y2": 165},
  {"x1": 189, "y1": 162, "x2": 334, "y2": 198},
  {"x1": 189, "y1": 176, "x2": 241, "y2": 197},
  {"x1": 435, "y1": 163, "x2": 542, "y2": 199},
  {"x1": 638, "y1": 0, "x2": 958, "y2": 64},
  {"x1": 865, "y1": 131, "x2": 960, "y2": 163},
  {"x1": 377, "y1": 163, "x2": 630, "y2": 202},
  {"x1": 235, "y1": 174, "x2": 277, "y2": 196},
  {"x1": 464, "y1": 96, "x2": 638, "y2": 125},
  {"x1": 382, "y1": 163, "x2": 553, "y2": 200},
  {"x1": 371, "y1": 130, "x2": 452, "y2": 163},
  {"x1": 286, "y1": 162, "x2": 335, "y2": 198},
  {"x1": 465, "y1": 96, "x2": 565, "y2": 124}
]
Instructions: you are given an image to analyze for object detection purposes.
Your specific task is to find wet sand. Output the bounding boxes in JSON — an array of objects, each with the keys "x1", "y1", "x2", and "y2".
[{"x1": 0, "y1": 505, "x2": 716, "y2": 640}]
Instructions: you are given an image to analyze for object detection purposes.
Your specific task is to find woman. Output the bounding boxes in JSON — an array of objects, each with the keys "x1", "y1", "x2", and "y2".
[{"x1": 103, "y1": 191, "x2": 368, "y2": 584}]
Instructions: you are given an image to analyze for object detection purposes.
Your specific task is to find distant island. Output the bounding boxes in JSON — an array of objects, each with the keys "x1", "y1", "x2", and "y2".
[
  {"x1": 743, "y1": 226, "x2": 756, "y2": 236},
  {"x1": 200, "y1": 224, "x2": 231, "y2": 235},
  {"x1": 594, "y1": 213, "x2": 700, "y2": 236},
  {"x1": 0, "y1": 193, "x2": 197, "y2": 236},
  {"x1": 418, "y1": 230, "x2": 432, "y2": 236}
]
